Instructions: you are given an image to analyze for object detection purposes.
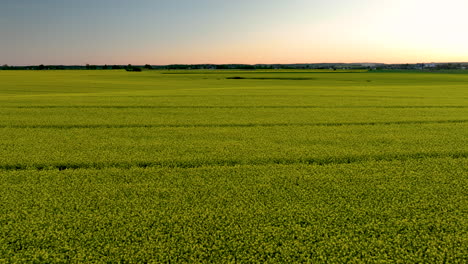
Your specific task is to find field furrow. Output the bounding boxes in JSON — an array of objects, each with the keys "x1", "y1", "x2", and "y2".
[{"x1": 0, "y1": 151, "x2": 467, "y2": 172}]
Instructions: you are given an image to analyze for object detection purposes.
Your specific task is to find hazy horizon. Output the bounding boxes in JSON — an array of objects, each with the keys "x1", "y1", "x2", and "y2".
[
  {"x1": 6, "y1": 61, "x2": 468, "y2": 67},
  {"x1": 2, "y1": 0, "x2": 468, "y2": 66}
]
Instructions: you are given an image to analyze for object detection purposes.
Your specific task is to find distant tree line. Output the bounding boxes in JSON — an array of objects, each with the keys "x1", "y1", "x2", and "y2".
[{"x1": 1, "y1": 63, "x2": 468, "y2": 71}]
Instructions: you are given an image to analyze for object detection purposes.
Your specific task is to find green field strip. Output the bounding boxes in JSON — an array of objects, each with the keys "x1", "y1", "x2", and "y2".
[
  {"x1": 1, "y1": 119, "x2": 467, "y2": 129},
  {"x1": 1, "y1": 151, "x2": 467, "y2": 172},
  {"x1": 3, "y1": 105, "x2": 468, "y2": 109},
  {"x1": 4, "y1": 94, "x2": 432, "y2": 98}
]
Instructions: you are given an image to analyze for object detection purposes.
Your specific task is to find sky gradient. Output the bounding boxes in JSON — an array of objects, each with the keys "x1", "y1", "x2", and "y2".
[{"x1": 2, "y1": 0, "x2": 468, "y2": 65}]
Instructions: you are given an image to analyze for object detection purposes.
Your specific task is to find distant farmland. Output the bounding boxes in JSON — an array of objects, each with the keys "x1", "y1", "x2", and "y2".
[{"x1": 0, "y1": 70, "x2": 467, "y2": 262}]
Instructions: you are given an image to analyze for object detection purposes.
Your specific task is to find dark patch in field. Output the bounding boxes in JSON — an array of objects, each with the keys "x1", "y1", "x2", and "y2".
[
  {"x1": 162, "y1": 71, "x2": 361, "y2": 74},
  {"x1": 226, "y1": 77, "x2": 316, "y2": 80},
  {"x1": 340, "y1": 79, "x2": 372, "y2": 82}
]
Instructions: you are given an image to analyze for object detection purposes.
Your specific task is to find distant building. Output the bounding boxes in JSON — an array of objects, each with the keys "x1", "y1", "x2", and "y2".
[{"x1": 361, "y1": 63, "x2": 378, "y2": 67}]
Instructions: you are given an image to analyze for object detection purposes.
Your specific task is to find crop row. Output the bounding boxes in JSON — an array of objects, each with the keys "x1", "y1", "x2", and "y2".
[
  {"x1": 0, "y1": 123, "x2": 466, "y2": 169},
  {"x1": 1, "y1": 107, "x2": 467, "y2": 127},
  {"x1": 1, "y1": 158, "x2": 466, "y2": 262}
]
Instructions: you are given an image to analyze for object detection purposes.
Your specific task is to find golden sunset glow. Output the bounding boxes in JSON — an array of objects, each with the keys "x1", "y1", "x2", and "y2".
[{"x1": 2, "y1": 0, "x2": 468, "y2": 65}]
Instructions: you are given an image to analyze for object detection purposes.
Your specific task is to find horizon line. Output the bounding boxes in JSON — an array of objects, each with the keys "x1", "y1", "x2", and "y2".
[{"x1": 4, "y1": 62, "x2": 468, "y2": 67}]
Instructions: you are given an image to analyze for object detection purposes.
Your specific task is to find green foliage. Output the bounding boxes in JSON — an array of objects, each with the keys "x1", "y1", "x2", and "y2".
[
  {"x1": 126, "y1": 64, "x2": 142, "y2": 72},
  {"x1": 0, "y1": 70, "x2": 467, "y2": 262},
  {"x1": 85, "y1": 64, "x2": 97, "y2": 70}
]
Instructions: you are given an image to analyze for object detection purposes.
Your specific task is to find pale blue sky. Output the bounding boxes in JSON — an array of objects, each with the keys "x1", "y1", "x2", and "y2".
[{"x1": 2, "y1": 0, "x2": 468, "y2": 65}]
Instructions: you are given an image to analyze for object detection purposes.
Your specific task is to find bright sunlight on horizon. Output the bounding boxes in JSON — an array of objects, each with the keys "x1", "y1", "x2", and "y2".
[{"x1": 2, "y1": 0, "x2": 468, "y2": 65}]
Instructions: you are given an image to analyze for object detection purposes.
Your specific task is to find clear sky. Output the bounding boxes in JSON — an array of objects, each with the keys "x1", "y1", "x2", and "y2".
[{"x1": 2, "y1": 0, "x2": 468, "y2": 65}]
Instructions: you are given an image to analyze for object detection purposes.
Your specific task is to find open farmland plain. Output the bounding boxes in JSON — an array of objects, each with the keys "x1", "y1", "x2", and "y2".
[{"x1": 0, "y1": 70, "x2": 467, "y2": 262}]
